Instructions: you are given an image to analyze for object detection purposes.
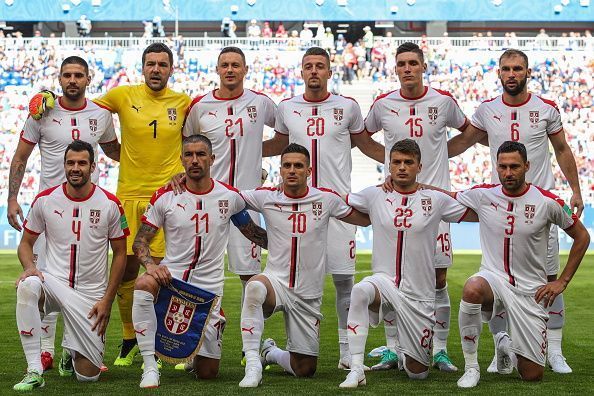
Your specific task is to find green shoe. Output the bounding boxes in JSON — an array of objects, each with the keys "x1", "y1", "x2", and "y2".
[
  {"x1": 113, "y1": 341, "x2": 139, "y2": 367},
  {"x1": 59, "y1": 351, "x2": 74, "y2": 377},
  {"x1": 13, "y1": 371, "x2": 45, "y2": 391},
  {"x1": 141, "y1": 356, "x2": 163, "y2": 370},
  {"x1": 370, "y1": 348, "x2": 399, "y2": 371},
  {"x1": 433, "y1": 349, "x2": 458, "y2": 372}
]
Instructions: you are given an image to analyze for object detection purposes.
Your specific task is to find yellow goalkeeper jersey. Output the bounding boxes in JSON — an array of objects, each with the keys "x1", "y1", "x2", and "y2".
[{"x1": 94, "y1": 84, "x2": 191, "y2": 199}]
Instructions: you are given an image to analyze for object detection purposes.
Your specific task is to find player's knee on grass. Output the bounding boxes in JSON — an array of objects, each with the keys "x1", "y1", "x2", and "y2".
[
  {"x1": 462, "y1": 277, "x2": 493, "y2": 307},
  {"x1": 435, "y1": 268, "x2": 447, "y2": 289},
  {"x1": 73, "y1": 353, "x2": 101, "y2": 380},
  {"x1": 517, "y1": 356, "x2": 544, "y2": 382},
  {"x1": 134, "y1": 273, "x2": 159, "y2": 296},
  {"x1": 193, "y1": 356, "x2": 220, "y2": 379},
  {"x1": 291, "y1": 353, "x2": 317, "y2": 377},
  {"x1": 404, "y1": 355, "x2": 429, "y2": 379}
]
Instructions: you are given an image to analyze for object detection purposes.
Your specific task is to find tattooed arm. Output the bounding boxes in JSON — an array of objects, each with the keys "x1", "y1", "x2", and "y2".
[
  {"x1": 236, "y1": 218, "x2": 268, "y2": 249},
  {"x1": 133, "y1": 223, "x2": 172, "y2": 285},
  {"x1": 100, "y1": 140, "x2": 121, "y2": 162},
  {"x1": 7, "y1": 140, "x2": 36, "y2": 231}
]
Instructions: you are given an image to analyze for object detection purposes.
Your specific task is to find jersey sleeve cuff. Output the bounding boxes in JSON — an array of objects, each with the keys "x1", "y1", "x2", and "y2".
[
  {"x1": 100, "y1": 137, "x2": 119, "y2": 144},
  {"x1": 458, "y1": 118, "x2": 470, "y2": 131},
  {"x1": 23, "y1": 225, "x2": 41, "y2": 235},
  {"x1": 549, "y1": 127, "x2": 563, "y2": 136},
  {"x1": 20, "y1": 136, "x2": 36, "y2": 145},
  {"x1": 141, "y1": 218, "x2": 159, "y2": 230},
  {"x1": 470, "y1": 123, "x2": 487, "y2": 133},
  {"x1": 457, "y1": 207, "x2": 471, "y2": 223},
  {"x1": 274, "y1": 129, "x2": 289, "y2": 135},
  {"x1": 350, "y1": 129, "x2": 365, "y2": 135},
  {"x1": 338, "y1": 207, "x2": 354, "y2": 219}
]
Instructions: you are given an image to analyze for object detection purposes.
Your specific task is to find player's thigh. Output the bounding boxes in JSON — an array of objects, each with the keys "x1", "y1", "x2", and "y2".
[
  {"x1": 284, "y1": 296, "x2": 323, "y2": 357},
  {"x1": 122, "y1": 199, "x2": 165, "y2": 257},
  {"x1": 325, "y1": 219, "x2": 356, "y2": 275},
  {"x1": 359, "y1": 274, "x2": 394, "y2": 327},
  {"x1": 227, "y1": 212, "x2": 261, "y2": 275},
  {"x1": 250, "y1": 273, "x2": 278, "y2": 317},
  {"x1": 546, "y1": 225, "x2": 560, "y2": 276},
  {"x1": 507, "y1": 293, "x2": 548, "y2": 368},
  {"x1": 434, "y1": 222, "x2": 453, "y2": 270}
]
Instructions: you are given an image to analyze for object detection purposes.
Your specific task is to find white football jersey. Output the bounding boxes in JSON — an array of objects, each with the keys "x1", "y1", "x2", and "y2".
[
  {"x1": 23, "y1": 183, "x2": 129, "y2": 300},
  {"x1": 20, "y1": 98, "x2": 117, "y2": 191},
  {"x1": 142, "y1": 180, "x2": 245, "y2": 295},
  {"x1": 456, "y1": 184, "x2": 576, "y2": 295},
  {"x1": 347, "y1": 186, "x2": 468, "y2": 301},
  {"x1": 471, "y1": 94, "x2": 563, "y2": 189},
  {"x1": 241, "y1": 186, "x2": 353, "y2": 298},
  {"x1": 365, "y1": 87, "x2": 468, "y2": 190},
  {"x1": 183, "y1": 89, "x2": 276, "y2": 189},
  {"x1": 275, "y1": 94, "x2": 364, "y2": 194}
]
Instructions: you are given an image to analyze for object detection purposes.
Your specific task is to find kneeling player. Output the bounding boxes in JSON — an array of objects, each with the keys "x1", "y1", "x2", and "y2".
[
  {"x1": 339, "y1": 139, "x2": 474, "y2": 388},
  {"x1": 14, "y1": 141, "x2": 128, "y2": 391},
  {"x1": 238, "y1": 144, "x2": 370, "y2": 387},
  {"x1": 131, "y1": 135, "x2": 267, "y2": 388}
]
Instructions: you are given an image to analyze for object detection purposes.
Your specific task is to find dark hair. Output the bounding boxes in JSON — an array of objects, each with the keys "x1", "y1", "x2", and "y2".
[
  {"x1": 218, "y1": 46, "x2": 246, "y2": 65},
  {"x1": 396, "y1": 42, "x2": 424, "y2": 63},
  {"x1": 499, "y1": 49, "x2": 529, "y2": 68},
  {"x1": 281, "y1": 143, "x2": 310, "y2": 165},
  {"x1": 302, "y1": 46, "x2": 330, "y2": 67},
  {"x1": 64, "y1": 140, "x2": 94, "y2": 163},
  {"x1": 389, "y1": 139, "x2": 422, "y2": 162},
  {"x1": 142, "y1": 42, "x2": 173, "y2": 67},
  {"x1": 497, "y1": 141, "x2": 528, "y2": 163},
  {"x1": 60, "y1": 56, "x2": 89, "y2": 75},
  {"x1": 182, "y1": 134, "x2": 212, "y2": 154}
]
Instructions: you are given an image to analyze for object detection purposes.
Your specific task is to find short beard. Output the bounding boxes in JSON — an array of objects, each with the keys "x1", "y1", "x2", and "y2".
[
  {"x1": 502, "y1": 77, "x2": 528, "y2": 96},
  {"x1": 62, "y1": 89, "x2": 84, "y2": 101}
]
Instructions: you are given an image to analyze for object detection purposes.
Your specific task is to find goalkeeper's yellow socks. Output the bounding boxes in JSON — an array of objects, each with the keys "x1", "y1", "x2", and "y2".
[{"x1": 117, "y1": 279, "x2": 136, "y2": 340}]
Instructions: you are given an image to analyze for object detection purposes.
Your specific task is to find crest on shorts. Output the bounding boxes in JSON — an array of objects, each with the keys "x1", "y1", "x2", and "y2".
[
  {"x1": 334, "y1": 108, "x2": 343, "y2": 121},
  {"x1": 312, "y1": 201, "x2": 323, "y2": 220},
  {"x1": 524, "y1": 204, "x2": 535, "y2": 223},
  {"x1": 89, "y1": 209, "x2": 101, "y2": 224},
  {"x1": 168, "y1": 108, "x2": 177, "y2": 121},
  {"x1": 165, "y1": 296, "x2": 196, "y2": 335},
  {"x1": 421, "y1": 198, "x2": 432, "y2": 216},
  {"x1": 247, "y1": 106, "x2": 257, "y2": 121},
  {"x1": 218, "y1": 200, "x2": 229, "y2": 219},
  {"x1": 428, "y1": 107, "x2": 438, "y2": 124},
  {"x1": 88, "y1": 119, "x2": 98, "y2": 134}
]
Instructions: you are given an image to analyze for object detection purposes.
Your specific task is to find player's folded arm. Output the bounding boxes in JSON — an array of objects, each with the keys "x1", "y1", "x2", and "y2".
[{"x1": 231, "y1": 209, "x2": 268, "y2": 249}]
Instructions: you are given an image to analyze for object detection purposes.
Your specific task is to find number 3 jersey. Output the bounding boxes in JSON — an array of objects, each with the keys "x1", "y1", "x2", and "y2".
[
  {"x1": 365, "y1": 87, "x2": 468, "y2": 190},
  {"x1": 23, "y1": 183, "x2": 129, "y2": 300},
  {"x1": 20, "y1": 98, "x2": 117, "y2": 191},
  {"x1": 183, "y1": 89, "x2": 277, "y2": 189},
  {"x1": 347, "y1": 186, "x2": 468, "y2": 302},
  {"x1": 275, "y1": 94, "x2": 364, "y2": 194},
  {"x1": 456, "y1": 184, "x2": 576, "y2": 295},
  {"x1": 141, "y1": 180, "x2": 245, "y2": 295},
  {"x1": 471, "y1": 94, "x2": 562, "y2": 189},
  {"x1": 241, "y1": 187, "x2": 353, "y2": 299}
]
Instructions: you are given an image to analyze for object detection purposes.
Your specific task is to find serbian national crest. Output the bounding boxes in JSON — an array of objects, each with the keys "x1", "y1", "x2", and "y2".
[
  {"x1": 334, "y1": 108, "x2": 343, "y2": 121},
  {"x1": 524, "y1": 204, "x2": 535, "y2": 223},
  {"x1": 165, "y1": 296, "x2": 196, "y2": 335},
  {"x1": 428, "y1": 107, "x2": 438, "y2": 125},
  {"x1": 89, "y1": 209, "x2": 101, "y2": 225},
  {"x1": 168, "y1": 108, "x2": 177, "y2": 121},
  {"x1": 247, "y1": 105, "x2": 257, "y2": 122},
  {"x1": 88, "y1": 118, "x2": 98, "y2": 134},
  {"x1": 312, "y1": 201, "x2": 323, "y2": 220},
  {"x1": 529, "y1": 111, "x2": 539, "y2": 128},
  {"x1": 421, "y1": 198, "x2": 432, "y2": 216},
  {"x1": 218, "y1": 200, "x2": 229, "y2": 219}
]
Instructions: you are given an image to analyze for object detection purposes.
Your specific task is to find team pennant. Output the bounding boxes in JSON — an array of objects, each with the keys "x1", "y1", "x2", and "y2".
[{"x1": 154, "y1": 277, "x2": 218, "y2": 363}]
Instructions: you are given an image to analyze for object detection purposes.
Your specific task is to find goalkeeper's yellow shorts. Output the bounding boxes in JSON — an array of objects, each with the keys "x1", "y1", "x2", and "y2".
[{"x1": 122, "y1": 199, "x2": 165, "y2": 257}]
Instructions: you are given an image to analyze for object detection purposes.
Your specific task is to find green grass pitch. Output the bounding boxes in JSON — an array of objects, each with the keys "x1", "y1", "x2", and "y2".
[{"x1": 1, "y1": 252, "x2": 593, "y2": 395}]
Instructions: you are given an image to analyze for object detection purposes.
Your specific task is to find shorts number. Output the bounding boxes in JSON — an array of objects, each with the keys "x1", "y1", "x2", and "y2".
[
  {"x1": 251, "y1": 242, "x2": 259, "y2": 259},
  {"x1": 349, "y1": 240, "x2": 356, "y2": 259},
  {"x1": 420, "y1": 328, "x2": 433, "y2": 349},
  {"x1": 437, "y1": 233, "x2": 451, "y2": 253}
]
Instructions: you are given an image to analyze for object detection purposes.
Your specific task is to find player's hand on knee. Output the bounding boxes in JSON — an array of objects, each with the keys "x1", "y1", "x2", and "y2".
[
  {"x1": 88, "y1": 298, "x2": 112, "y2": 336},
  {"x1": 7, "y1": 199, "x2": 24, "y2": 231},
  {"x1": 146, "y1": 263, "x2": 172, "y2": 286},
  {"x1": 535, "y1": 279, "x2": 567, "y2": 307},
  {"x1": 167, "y1": 172, "x2": 186, "y2": 195},
  {"x1": 29, "y1": 90, "x2": 56, "y2": 120},
  {"x1": 381, "y1": 175, "x2": 394, "y2": 193},
  {"x1": 15, "y1": 268, "x2": 44, "y2": 288}
]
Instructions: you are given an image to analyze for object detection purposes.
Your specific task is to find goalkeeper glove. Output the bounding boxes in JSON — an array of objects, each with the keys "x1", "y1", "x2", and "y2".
[{"x1": 29, "y1": 90, "x2": 56, "y2": 120}]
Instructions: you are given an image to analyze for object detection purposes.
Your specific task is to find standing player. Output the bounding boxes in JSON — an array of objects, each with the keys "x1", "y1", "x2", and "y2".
[
  {"x1": 454, "y1": 141, "x2": 589, "y2": 388},
  {"x1": 131, "y1": 135, "x2": 267, "y2": 388},
  {"x1": 183, "y1": 47, "x2": 276, "y2": 314},
  {"x1": 8, "y1": 56, "x2": 119, "y2": 372},
  {"x1": 340, "y1": 139, "x2": 474, "y2": 388},
  {"x1": 239, "y1": 143, "x2": 370, "y2": 387},
  {"x1": 364, "y1": 42, "x2": 472, "y2": 371},
  {"x1": 263, "y1": 47, "x2": 385, "y2": 368},
  {"x1": 448, "y1": 49, "x2": 584, "y2": 373},
  {"x1": 13, "y1": 141, "x2": 128, "y2": 391}
]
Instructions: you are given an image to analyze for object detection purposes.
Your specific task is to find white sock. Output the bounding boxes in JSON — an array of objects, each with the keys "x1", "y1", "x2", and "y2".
[
  {"x1": 350, "y1": 353, "x2": 365, "y2": 370},
  {"x1": 132, "y1": 290, "x2": 157, "y2": 371},
  {"x1": 240, "y1": 279, "x2": 247, "y2": 309},
  {"x1": 382, "y1": 310, "x2": 398, "y2": 352},
  {"x1": 459, "y1": 300, "x2": 482, "y2": 370},
  {"x1": 16, "y1": 276, "x2": 44, "y2": 374},
  {"x1": 547, "y1": 294, "x2": 565, "y2": 355},
  {"x1": 347, "y1": 281, "x2": 373, "y2": 357},
  {"x1": 548, "y1": 328, "x2": 563, "y2": 355},
  {"x1": 241, "y1": 281, "x2": 266, "y2": 354},
  {"x1": 433, "y1": 285, "x2": 450, "y2": 355},
  {"x1": 75, "y1": 370, "x2": 100, "y2": 382},
  {"x1": 333, "y1": 274, "x2": 353, "y2": 356},
  {"x1": 40, "y1": 312, "x2": 58, "y2": 356},
  {"x1": 266, "y1": 347, "x2": 296, "y2": 375}
]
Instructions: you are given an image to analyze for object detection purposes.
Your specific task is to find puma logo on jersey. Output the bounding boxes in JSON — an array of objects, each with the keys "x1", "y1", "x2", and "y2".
[
  {"x1": 208, "y1": 111, "x2": 218, "y2": 117},
  {"x1": 463, "y1": 335, "x2": 477, "y2": 344},
  {"x1": 274, "y1": 203, "x2": 284, "y2": 212},
  {"x1": 490, "y1": 202, "x2": 499, "y2": 211},
  {"x1": 54, "y1": 210, "x2": 64, "y2": 218},
  {"x1": 131, "y1": 105, "x2": 142, "y2": 113},
  {"x1": 386, "y1": 197, "x2": 395, "y2": 205},
  {"x1": 347, "y1": 324, "x2": 360, "y2": 334},
  {"x1": 20, "y1": 328, "x2": 34, "y2": 336},
  {"x1": 493, "y1": 114, "x2": 502, "y2": 122},
  {"x1": 177, "y1": 203, "x2": 187, "y2": 211},
  {"x1": 52, "y1": 118, "x2": 62, "y2": 125},
  {"x1": 293, "y1": 110, "x2": 303, "y2": 116},
  {"x1": 390, "y1": 108, "x2": 400, "y2": 116}
]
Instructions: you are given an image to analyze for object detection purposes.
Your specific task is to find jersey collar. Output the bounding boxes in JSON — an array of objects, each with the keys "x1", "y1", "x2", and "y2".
[
  {"x1": 185, "y1": 179, "x2": 215, "y2": 195},
  {"x1": 502, "y1": 93, "x2": 531, "y2": 107},
  {"x1": 62, "y1": 182, "x2": 96, "y2": 202},
  {"x1": 501, "y1": 183, "x2": 531, "y2": 197},
  {"x1": 143, "y1": 83, "x2": 169, "y2": 98}
]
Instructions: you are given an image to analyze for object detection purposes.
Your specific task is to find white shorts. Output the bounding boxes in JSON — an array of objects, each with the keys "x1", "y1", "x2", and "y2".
[
  {"x1": 546, "y1": 225, "x2": 560, "y2": 276},
  {"x1": 265, "y1": 274, "x2": 323, "y2": 356},
  {"x1": 433, "y1": 222, "x2": 452, "y2": 269},
  {"x1": 227, "y1": 209, "x2": 262, "y2": 275},
  {"x1": 41, "y1": 273, "x2": 105, "y2": 369},
  {"x1": 325, "y1": 218, "x2": 356, "y2": 275},
  {"x1": 196, "y1": 298, "x2": 226, "y2": 360},
  {"x1": 32, "y1": 233, "x2": 47, "y2": 271},
  {"x1": 363, "y1": 273, "x2": 434, "y2": 367},
  {"x1": 476, "y1": 270, "x2": 548, "y2": 366}
]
